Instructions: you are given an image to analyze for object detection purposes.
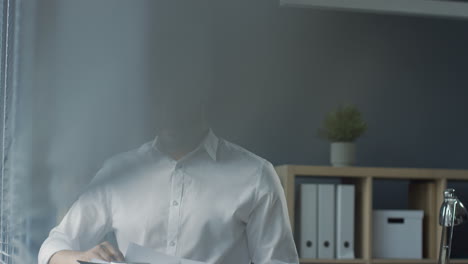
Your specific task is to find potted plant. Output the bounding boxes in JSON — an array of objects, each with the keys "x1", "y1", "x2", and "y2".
[{"x1": 318, "y1": 105, "x2": 367, "y2": 167}]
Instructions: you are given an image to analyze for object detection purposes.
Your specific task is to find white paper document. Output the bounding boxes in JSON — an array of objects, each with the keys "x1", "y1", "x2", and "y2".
[
  {"x1": 78, "y1": 243, "x2": 207, "y2": 264},
  {"x1": 125, "y1": 243, "x2": 208, "y2": 264},
  {"x1": 78, "y1": 260, "x2": 147, "y2": 264}
]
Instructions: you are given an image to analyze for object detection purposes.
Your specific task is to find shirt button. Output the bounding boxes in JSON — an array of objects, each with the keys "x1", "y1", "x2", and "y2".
[
  {"x1": 172, "y1": 201, "x2": 179, "y2": 206},
  {"x1": 169, "y1": 241, "x2": 176, "y2": 247}
]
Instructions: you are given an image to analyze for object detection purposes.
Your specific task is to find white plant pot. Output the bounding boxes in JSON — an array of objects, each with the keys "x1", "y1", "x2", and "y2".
[{"x1": 330, "y1": 142, "x2": 356, "y2": 167}]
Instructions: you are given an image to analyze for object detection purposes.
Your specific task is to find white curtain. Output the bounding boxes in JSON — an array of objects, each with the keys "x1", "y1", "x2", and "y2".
[
  {"x1": 1, "y1": 1, "x2": 213, "y2": 262},
  {"x1": 0, "y1": 0, "x2": 36, "y2": 262}
]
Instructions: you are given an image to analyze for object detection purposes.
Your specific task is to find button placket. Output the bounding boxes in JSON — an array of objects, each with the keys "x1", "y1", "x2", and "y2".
[{"x1": 166, "y1": 168, "x2": 184, "y2": 255}]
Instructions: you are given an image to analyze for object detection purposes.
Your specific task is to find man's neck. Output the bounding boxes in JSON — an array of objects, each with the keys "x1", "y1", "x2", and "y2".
[
  {"x1": 158, "y1": 129, "x2": 209, "y2": 161},
  {"x1": 170, "y1": 151, "x2": 188, "y2": 161}
]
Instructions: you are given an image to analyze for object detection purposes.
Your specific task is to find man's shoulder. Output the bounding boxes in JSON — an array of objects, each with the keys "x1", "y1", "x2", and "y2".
[
  {"x1": 104, "y1": 141, "x2": 153, "y2": 167},
  {"x1": 218, "y1": 138, "x2": 281, "y2": 194},
  {"x1": 217, "y1": 138, "x2": 272, "y2": 174},
  {"x1": 219, "y1": 139, "x2": 265, "y2": 162},
  {"x1": 91, "y1": 141, "x2": 154, "y2": 183}
]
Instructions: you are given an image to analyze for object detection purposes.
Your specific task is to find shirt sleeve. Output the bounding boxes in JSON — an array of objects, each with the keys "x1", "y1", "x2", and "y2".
[
  {"x1": 38, "y1": 167, "x2": 113, "y2": 264},
  {"x1": 246, "y1": 161, "x2": 299, "y2": 264}
]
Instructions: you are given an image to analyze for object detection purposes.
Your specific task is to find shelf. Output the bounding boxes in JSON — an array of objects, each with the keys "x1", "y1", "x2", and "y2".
[
  {"x1": 299, "y1": 259, "x2": 367, "y2": 264},
  {"x1": 451, "y1": 260, "x2": 468, "y2": 264},
  {"x1": 372, "y1": 259, "x2": 436, "y2": 264},
  {"x1": 277, "y1": 165, "x2": 468, "y2": 180},
  {"x1": 373, "y1": 259, "x2": 468, "y2": 264},
  {"x1": 299, "y1": 259, "x2": 468, "y2": 264},
  {"x1": 279, "y1": 0, "x2": 468, "y2": 19},
  {"x1": 276, "y1": 165, "x2": 468, "y2": 263}
]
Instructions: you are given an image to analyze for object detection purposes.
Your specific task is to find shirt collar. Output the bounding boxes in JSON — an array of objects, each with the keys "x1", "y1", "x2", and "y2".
[
  {"x1": 151, "y1": 129, "x2": 219, "y2": 161},
  {"x1": 202, "y1": 129, "x2": 219, "y2": 161}
]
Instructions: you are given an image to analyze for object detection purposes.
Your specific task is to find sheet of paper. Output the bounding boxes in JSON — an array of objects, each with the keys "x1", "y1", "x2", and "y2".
[
  {"x1": 180, "y1": 259, "x2": 207, "y2": 264},
  {"x1": 90, "y1": 260, "x2": 107, "y2": 264},
  {"x1": 79, "y1": 259, "x2": 148, "y2": 264},
  {"x1": 78, "y1": 260, "x2": 107, "y2": 264},
  {"x1": 125, "y1": 243, "x2": 207, "y2": 264}
]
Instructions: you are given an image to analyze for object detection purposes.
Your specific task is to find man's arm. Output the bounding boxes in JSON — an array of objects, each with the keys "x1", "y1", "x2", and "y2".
[
  {"x1": 38, "y1": 168, "x2": 121, "y2": 264},
  {"x1": 246, "y1": 161, "x2": 299, "y2": 264},
  {"x1": 49, "y1": 241, "x2": 124, "y2": 264}
]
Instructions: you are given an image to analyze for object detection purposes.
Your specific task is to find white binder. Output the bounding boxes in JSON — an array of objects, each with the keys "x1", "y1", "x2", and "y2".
[
  {"x1": 336, "y1": 184, "x2": 355, "y2": 259},
  {"x1": 318, "y1": 184, "x2": 335, "y2": 259},
  {"x1": 300, "y1": 184, "x2": 318, "y2": 258}
]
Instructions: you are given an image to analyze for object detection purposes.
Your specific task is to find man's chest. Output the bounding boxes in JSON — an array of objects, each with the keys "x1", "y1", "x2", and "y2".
[{"x1": 109, "y1": 168, "x2": 256, "y2": 239}]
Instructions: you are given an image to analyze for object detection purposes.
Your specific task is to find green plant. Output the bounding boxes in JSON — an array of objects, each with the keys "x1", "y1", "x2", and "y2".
[{"x1": 318, "y1": 105, "x2": 368, "y2": 142}]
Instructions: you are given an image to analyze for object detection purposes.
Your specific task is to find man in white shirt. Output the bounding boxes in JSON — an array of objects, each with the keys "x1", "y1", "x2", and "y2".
[{"x1": 38, "y1": 93, "x2": 299, "y2": 264}]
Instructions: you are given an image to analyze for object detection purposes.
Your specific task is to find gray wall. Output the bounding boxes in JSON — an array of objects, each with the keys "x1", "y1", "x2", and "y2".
[
  {"x1": 31, "y1": 0, "x2": 468, "y2": 259},
  {"x1": 208, "y1": 2, "x2": 468, "y2": 257},
  {"x1": 209, "y1": 0, "x2": 468, "y2": 169}
]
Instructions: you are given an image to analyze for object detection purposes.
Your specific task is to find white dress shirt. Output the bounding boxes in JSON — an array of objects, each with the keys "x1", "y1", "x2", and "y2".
[{"x1": 38, "y1": 130, "x2": 299, "y2": 264}]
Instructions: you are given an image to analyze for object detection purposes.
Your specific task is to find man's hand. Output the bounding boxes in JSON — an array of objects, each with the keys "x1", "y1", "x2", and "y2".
[
  {"x1": 78, "y1": 241, "x2": 125, "y2": 262},
  {"x1": 49, "y1": 241, "x2": 125, "y2": 264}
]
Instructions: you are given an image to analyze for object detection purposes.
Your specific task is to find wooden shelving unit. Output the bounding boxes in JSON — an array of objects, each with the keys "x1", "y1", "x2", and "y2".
[
  {"x1": 275, "y1": 165, "x2": 468, "y2": 264},
  {"x1": 299, "y1": 259, "x2": 367, "y2": 264},
  {"x1": 299, "y1": 259, "x2": 368, "y2": 264}
]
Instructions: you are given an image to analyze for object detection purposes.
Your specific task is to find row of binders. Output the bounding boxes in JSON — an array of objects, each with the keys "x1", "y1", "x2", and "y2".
[{"x1": 299, "y1": 184, "x2": 355, "y2": 259}]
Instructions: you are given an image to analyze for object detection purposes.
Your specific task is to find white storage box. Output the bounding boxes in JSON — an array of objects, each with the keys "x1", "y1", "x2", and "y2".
[{"x1": 373, "y1": 210, "x2": 424, "y2": 259}]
